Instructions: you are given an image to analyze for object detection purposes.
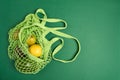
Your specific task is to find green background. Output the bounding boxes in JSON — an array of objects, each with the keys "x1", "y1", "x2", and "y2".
[{"x1": 0, "y1": 0, "x2": 120, "y2": 80}]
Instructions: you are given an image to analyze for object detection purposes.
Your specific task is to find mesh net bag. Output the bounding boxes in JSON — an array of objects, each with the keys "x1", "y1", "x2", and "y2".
[{"x1": 8, "y1": 9, "x2": 81, "y2": 74}]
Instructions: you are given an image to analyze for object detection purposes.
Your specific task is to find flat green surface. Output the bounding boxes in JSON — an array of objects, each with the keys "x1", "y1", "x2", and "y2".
[{"x1": 0, "y1": 0, "x2": 120, "y2": 80}]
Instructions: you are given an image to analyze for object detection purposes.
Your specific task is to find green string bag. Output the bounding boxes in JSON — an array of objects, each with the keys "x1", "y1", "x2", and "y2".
[{"x1": 8, "y1": 9, "x2": 81, "y2": 74}]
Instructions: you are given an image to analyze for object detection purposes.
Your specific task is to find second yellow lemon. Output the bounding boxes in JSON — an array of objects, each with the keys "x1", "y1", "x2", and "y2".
[{"x1": 27, "y1": 35, "x2": 36, "y2": 46}]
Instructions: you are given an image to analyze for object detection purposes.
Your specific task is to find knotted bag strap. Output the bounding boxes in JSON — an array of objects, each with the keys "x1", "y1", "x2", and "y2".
[{"x1": 35, "y1": 9, "x2": 81, "y2": 63}]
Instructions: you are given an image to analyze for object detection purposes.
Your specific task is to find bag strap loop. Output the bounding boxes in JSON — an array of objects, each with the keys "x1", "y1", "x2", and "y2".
[
  {"x1": 35, "y1": 9, "x2": 67, "y2": 30},
  {"x1": 35, "y1": 9, "x2": 47, "y2": 26},
  {"x1": 35, "y1": 9, "x2": 81, "y2": 63},
  {"x1": 50, "y1": 30, "x2": 81, "y2": 63}
]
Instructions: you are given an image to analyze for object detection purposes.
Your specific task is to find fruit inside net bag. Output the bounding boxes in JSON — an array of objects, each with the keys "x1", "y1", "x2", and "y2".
[{"x1": 8, "y1": 9, "x2": 81, "y2": 74}]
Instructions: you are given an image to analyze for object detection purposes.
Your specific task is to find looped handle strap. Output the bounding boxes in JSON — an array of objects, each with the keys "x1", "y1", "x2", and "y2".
[
  {"x1": 35, "y1": 9, "x2": 47, "y2": 26},
  {"x1": 43, "y1": 18, "x2": 67, "y2": 30},
  {"x1": 28, "y1": 9, "x2": 81, "y2": 63},
  {"x1": 50, "y1": 30, "x2": 81, "y2": 63},
  {"x1": 35, "y1": 9, "x2": 81, "y2": 63},
  {"x1": 35, "y1": 9, "x2": 67, "y2": 30}
]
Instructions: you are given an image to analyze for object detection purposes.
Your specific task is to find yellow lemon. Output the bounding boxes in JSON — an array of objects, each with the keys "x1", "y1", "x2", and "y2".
[
  {"x1": 27, "y1": 35, "x2": 36, "y2": 46},
  {"x1": 29, "y1": 44, "x2": 42, "y2": 57}
]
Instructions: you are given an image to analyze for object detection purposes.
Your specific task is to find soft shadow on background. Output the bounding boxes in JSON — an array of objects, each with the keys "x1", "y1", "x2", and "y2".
[{"x1": 0, "y1": 0, "x2": 120, "y2": 80}]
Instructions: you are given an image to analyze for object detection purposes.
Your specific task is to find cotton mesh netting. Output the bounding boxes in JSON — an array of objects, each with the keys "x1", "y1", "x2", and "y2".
[
  {"x1": 8, "y1": 13, "x2": 52, "y2": 74},
  {"x1": 8, "y1": 9, "x2": 81, "y2": 74}
]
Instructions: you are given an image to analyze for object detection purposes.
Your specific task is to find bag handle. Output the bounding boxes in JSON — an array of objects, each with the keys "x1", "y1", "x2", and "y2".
[
  {"x1": 50, "y1": 30, "x2": 81, "y2": 63},
  {"x1": 35, "y1": 9, "x2": 81, "y2": 63},
  {"x1": 35, "y1": 9, "x2": 67, "y2": 30},
  {"x1": 35, "y1": 9, "x2": 47, "y2": 26}
]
